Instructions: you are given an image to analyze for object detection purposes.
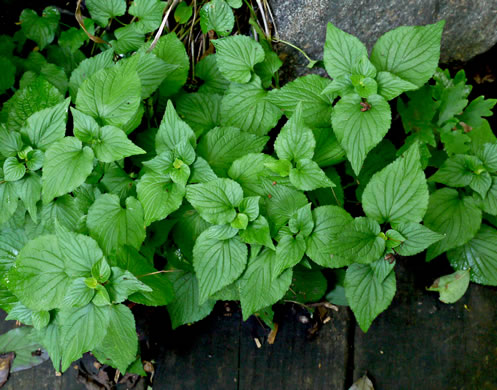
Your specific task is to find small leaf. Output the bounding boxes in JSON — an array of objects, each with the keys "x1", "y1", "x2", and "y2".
[
  {"x1": 427, "y1": 270, "x2": 470, "y2": 303},
  {"x1": 239, "y1": 215, "x2": 274, "y2": 250},
  {"x1": 92, "y1": 125, "x2": 145, "y2": 163},
  {"x1": 152, "y1": 33, "x2": 190, "y2": 97},
  {"x1": 106, "y1": 267, "x2": 151, "y2": 304},
  {"x1": 289, "y1": 159, "x2": 334, "y2": 191},
  {"x1": 274, "y1": 234, "x2": 306, "y2": 276}
]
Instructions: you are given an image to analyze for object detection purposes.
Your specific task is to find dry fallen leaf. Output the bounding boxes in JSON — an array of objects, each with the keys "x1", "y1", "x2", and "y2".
[{"x1": 349, "y1": 374, "x2": 374, "y2": 390}]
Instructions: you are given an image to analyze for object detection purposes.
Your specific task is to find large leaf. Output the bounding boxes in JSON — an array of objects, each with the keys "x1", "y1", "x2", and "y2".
[
  {"x1": 136, "y1": 172, "x2": 185, "y2": 226},
  {"x1": 128, "y1": 0, "x2": 167, "y2": 33},
  {"x1": 155, "y1": 100, "x2": 196, "y2": 154},
  {"x1": 0, "y1": 229, "x2": 28, "y2": 273},
  {"x1": 220, "y1": 76, "x2": 282, "y2": 136},
  {"x1": 21, "y1": 98, "x2": 70, "y2": 151},
  {"x1": 69, "y1": 49, "x2": 114, "y2": 100},
  {"x1": 268, "y1": 75, "x2": 333, "y2": 128},
  {"x1": 323, "y1": 22, "x2": 368, "y2": 79},
  {"x1": 85, "y1": 0, "x2": 126, "y2": 26},
  {"x1": 186, "y1": 178, "x2": 243, "y2": 225},
  {"x1": 327, "y1": 217, "x2": 385, "y2": 264},
  {"x1": 152, "y1": 33, "x2": 190, "y2": 97},
  {"x1": 7, "y1": 77, "x2": 64, "y2": 131},
  {"x1": 362, "y1": 144, "x2": 428, "y2": 225},
  {"x1": 0, "y1": 182, "x2": 18, "y2": 225},
  {"x1": 176, "y1": 92, "x2": 222, "y2": 136},
  {"x1": 193, "y1": 225, "x2": 248, "y2": 302},
  {"x1": 212, "y1": 36, "x2": 265, "y2": 83},
  {"x1": 59, "y1": 304, "x2": 110, "y2": 371},
  {"x1": 76, "y1": 65, "x2": 142, "y2": 128},
  {"x1": 41, "y1": 137, "x2": 94, "y2": 204},
  {"x1": 87, "y1": 194, "x2": 146, "y2": 256},
  {"x1": 8, "y1": 234, "x2": 94, "y2": 311},
  {"x1": 424, "y1": 188, "x2": 482, "y2": 261},
  {"x1": 370, "y1": 21, "x2": 444, "y2": 87},
  {"x1": 93, "y1": 304, "x2": 137, "y2": 373},
  {"x1": 448, "y1": 225, "x2": 497, "y2": 286},
  {"x1": 197, "y1": 126, "x2": 268, "y2": 175},
  {"x1": 239, "y1": 249, "x2": 292, "y2": 320},
  {"x1": 394, "y1": 222, "x2": 444, "y2": 257},
  {"x1": 274, "y1": 104, "x2": 315, "y2": 163},
  {"x1": 306, "y1": 206, "x2": 353, "y2": 267},
  {"x1": 200, "y1": 0, "x2": 235, "y2": 37},
  {"x1": 345, "y1": 263, "x2": 396, "y2": 332},
  {"x1": 332, "y1": 93, "x2": 391, "y2": 175},
  {"x1": 20, "y1": 7, "x2": 60, "y2": 49},
  {"x1": 166, "y1": 270, "x2": 216, "y2": 329}
]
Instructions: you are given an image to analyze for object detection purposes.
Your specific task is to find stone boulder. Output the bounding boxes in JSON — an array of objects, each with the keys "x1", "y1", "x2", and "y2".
[{"x1": 268, "y1": 0, "x2": 497, "y2": 76}]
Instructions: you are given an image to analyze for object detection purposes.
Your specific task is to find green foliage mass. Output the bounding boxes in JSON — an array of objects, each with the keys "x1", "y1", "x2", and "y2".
[{"x1": 0, "y1": 0, "x2": 495, "y2": 378}]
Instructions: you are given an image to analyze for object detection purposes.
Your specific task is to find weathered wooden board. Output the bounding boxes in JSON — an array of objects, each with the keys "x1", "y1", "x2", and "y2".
[
  {"x1": 153, "y1": 303, "x2": 240, "y2": 390},
  {"x1": 353, "y1": 259, "x2": 497, "y2": 390},
  {"x1": 237, "y1": 304, "x2": 349, "y2": 390}
]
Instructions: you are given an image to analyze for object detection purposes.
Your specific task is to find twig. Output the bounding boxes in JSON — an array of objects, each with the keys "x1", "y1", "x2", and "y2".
[
  {"x1": 148, "y1": 0, "x2": 180, "y2": 52},
  {"x1": 255, "y1": 0, "x2": 270, "y2": 37},
  {"x1": 136, "y1": 269, "x2": 179, "y2": 278}
]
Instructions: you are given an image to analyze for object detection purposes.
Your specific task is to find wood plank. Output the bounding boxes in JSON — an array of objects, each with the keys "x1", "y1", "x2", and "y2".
[
  {"x1": 238, "y1": 303, "x2": 350, "y2": 390},
  {"x1": 153, "y1": 303, "x2": 240, "y2": 390},
  {"x1": 0, "y1": 311, "x2": 85, "y2": 390},
  {"x1": 353, "y1": 258, "x2": 497, "y2": 390}
]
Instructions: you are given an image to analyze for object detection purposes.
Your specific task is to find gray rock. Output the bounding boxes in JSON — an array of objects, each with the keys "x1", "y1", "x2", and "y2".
[{"x1": 268, "y1": 0, "x2": 497, "y2": 77}]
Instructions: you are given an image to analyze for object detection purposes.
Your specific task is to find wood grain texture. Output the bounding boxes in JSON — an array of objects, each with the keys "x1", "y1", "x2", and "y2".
[{"x1": 353, "y1": 258, "x2": 497, "y2": 390}]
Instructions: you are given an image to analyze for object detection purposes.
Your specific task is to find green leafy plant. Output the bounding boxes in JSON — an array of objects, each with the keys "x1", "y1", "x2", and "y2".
[{"x1": 0, "y1": 0, "x2": 496, "y2": 379}]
